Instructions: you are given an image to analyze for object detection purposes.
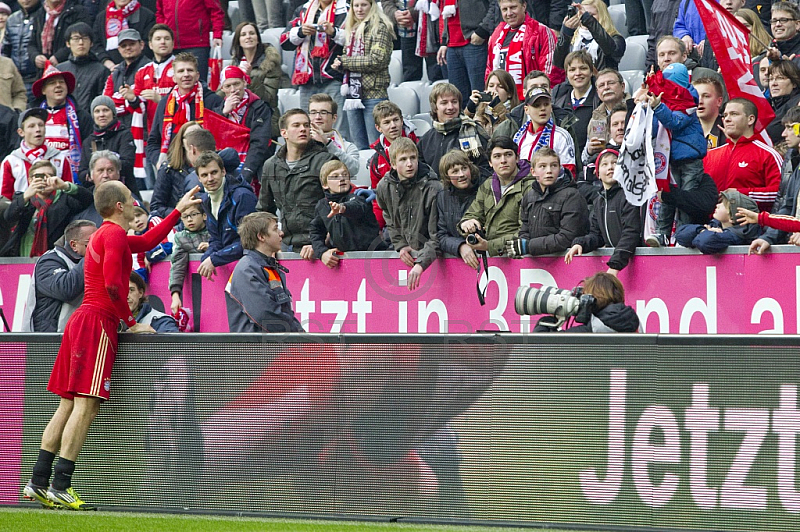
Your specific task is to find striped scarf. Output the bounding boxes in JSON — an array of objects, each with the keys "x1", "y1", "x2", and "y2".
[
  {"x1": 105, "y1": 0, "x2": 140, "y2": 50},
  {"x1": 514, "y1": 117, "x2": 554, "y2": 162},
  {"x1": 41, "y1": 1, "x2": 65, "y2": 56},
  {"x1": 161, "y1": 83, "x2": 204, "y2": 155},
  {"x1": 127, "y1": 94, "x2": 147, "y2": 179},
  {"x1": 40, "y1": 97, "x2": 82, "y2": 182},
  {"x1": 29, "y1": 193, "x2": 55, "y2": 257}
]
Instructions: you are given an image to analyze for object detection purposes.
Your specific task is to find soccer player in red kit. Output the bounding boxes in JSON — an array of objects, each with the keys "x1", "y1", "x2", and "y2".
[{"x1": 23, "y1": 180, "x2": 201, "y2": 510}]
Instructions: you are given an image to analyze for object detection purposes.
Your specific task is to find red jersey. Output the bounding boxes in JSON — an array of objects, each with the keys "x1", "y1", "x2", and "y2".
[
  {"x1": 758, "y1": 211, "x2": 800, "y2": 233},
  {"x1": 44, "y1": 107, "x2": 70, "y2": 152},
  {"x1": 134, "y1": 56, "x2": 175, "y2": 130},
  {"x1": 703, "y1": 134, "x2": 782, "y2": 211},
  {"x1": 83, "y1": 209, "x2": 181, "y2": 327}
]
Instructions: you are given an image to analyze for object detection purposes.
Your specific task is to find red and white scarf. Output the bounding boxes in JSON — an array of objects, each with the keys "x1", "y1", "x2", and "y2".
[
  {"x1": 105, "y1": 0, "x2": 140, "y2": 50},
  {"x1": 292, "y1": 0, "x2": 337, "y2": 85},
  {"x1": 415, "y1": 0, "x2": 439, "y2": 56},
  {"x1": 160, "y1": 83, "x2": 204, "y2": 155},
  {"x1": 41, "y1": 0, "x2": 65, "y2": 57},
  {"x1": 491, "y1": 21, "x2": 527, "y2": 99},
  {"x1": 227, "y1": 89, "x2": 252, "y2": 124},
  {"x1": 22, "y1": 142, "x2": 47, "y2": 163}
]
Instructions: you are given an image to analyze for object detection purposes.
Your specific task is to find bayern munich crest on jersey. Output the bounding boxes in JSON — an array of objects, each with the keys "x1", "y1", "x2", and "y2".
[{"x1": 104, "y1": 379, "x2": 111, "y2": 392}]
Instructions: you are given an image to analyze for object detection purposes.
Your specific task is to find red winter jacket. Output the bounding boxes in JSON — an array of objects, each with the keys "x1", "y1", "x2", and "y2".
[
  {"x1": 156, "y1": 0, "x2": 224, "y2": 50},
  {"x1": 485, "y1": 15, "x2": 565, "y2": 100}
]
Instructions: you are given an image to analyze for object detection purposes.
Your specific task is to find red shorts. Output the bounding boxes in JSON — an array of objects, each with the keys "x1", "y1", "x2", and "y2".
[{"x1": 48, "y1": 307, "x2": 119, "y2": 401}]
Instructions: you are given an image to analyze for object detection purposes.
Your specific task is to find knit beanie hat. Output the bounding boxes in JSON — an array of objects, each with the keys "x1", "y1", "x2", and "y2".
[
  {"x1": 91, "y1": 95, "x2": 117, "y2": 117},
  {"x1": 721, "y1": 190, "x2": 758, "y2": 225},
  {"x1": 662, "y1": 63, "x2": 690, "y2": 88}
]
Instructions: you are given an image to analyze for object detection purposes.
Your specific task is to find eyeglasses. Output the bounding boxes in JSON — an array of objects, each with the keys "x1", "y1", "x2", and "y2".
[
  {"x1": 308, "y1": 110, "x2": 333, "y2": 116},
  {"x1": 771, "y1": 17, "x2": 796, "y2": 25},
  {"x1": 32, "y1": 173, "x2": 55, "y2": 179},
  {"x1": 769, "y1": 75, "x2": 790, "y2": 82},
  {"x1": 69, "y1": 35, "x2": 90, "y2": 42}
]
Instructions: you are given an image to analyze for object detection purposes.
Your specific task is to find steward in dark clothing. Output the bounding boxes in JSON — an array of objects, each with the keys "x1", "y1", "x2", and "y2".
[
  {"x1": 551, "y1": 80, "x2": 601, "y2": 155},
  {"x1": 23, "y1": 244, "x2": 85, "y2": 332},
  {"x1": 309, "y1": 187, "x2": 383, "y2": 258},
  {"x1": 519, "y1": 174, "x2": 589, "y2": 255},
  {"x1": 259, "y1": 139, "x2": 335, "y2": 248},
  {"x1": 145, "y1": 87, "x2": 223, "y2": 168},
  {"x1": 2, "y1": 182, "x2": 93, "y2": 256},
  {"x1": 225, "y1": 249, "x2": 304, "y2": 333},
  {"x1": 571, "y1": 182, "x2": 641, "y2": 272},
  {"x1": 417, "y1": 119, "x2": 492, "y2": 179},
  {"x1": 201, "y1": 174, "x2": 257, "y2": 267},
  {"x1": 658, "y1": 171, "x2": 718, "y2": 225},
  {"x1": 58, "y1": 51, "x2": 110, "y2": 110},
  {"x1": 553, "y1": 13, "x2": 626, "y2": 71},
  {"x1": 77, "y1": 120, "x2": 136, "y2": 189},
  {"x1": 92, "y1": 4, "x2": 156, "y2": 64},
  {"x1": 210, "y1": 94, "x2": 274, "y2": 184},
  {"x1": 535, "y1": 302, "x2": 640, "y2": 332},
  {"x1": 149, "y1": 164, "x2": 191, "y2": 218},
  {"x1": 28, "y1": 0, "x2": 92, "y2": 68},
  {"x1": 436, "y1": 180, "x2": 480, "y2": 256}
]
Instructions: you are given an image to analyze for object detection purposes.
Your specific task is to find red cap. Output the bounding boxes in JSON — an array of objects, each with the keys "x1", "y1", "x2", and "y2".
[{"x1": 223, "y1": 65, "x2": 251, "y2": 85}]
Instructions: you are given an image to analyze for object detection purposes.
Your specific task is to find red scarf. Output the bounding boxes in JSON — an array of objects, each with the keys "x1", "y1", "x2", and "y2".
[
  {"x1": 292, "y1": 0, "x2": 336, "y2": 85},
  {"x1": 41, "y1": 0, "x2": 66, "y2": 56},
  {"x1": 491, "y1": 21, "x2": 527, "y2": 100},
  {"x1": 29, "y1": 194, "x2": 54, "y2": 257},
  {"x1": 105, "y1": 0, "x2": 140, "y2": 50},
  {"x1": 23, "y1": 142, "x2": 47, "y2": 163},
  {"x1": 161, "y1": 83, "x2": 204, "y2": 155},
  {"x1": 228, "y1": 89, "x2": 253, "y2": 124}
]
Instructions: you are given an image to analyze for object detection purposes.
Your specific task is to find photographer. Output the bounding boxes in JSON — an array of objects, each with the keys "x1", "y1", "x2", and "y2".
[{"x1": 533, "y1": 272, "x2": 640, "y2": 332}]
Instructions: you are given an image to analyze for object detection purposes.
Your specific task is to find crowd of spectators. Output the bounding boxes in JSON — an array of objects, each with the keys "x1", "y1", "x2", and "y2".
[{"x1": 6, "y1": 0, "x2": 800, "y2": 333}]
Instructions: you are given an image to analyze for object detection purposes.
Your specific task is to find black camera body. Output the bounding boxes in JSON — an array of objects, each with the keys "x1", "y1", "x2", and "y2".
[
  {"x1": 478, "y1": 91, "x2": 494, "y2": 102},
  {"x1": 466, "y1": 229, "x2": 486, "y2": 245},
  {"x1": 566, "y1": 4, "x2": 578, "y2": 17}
]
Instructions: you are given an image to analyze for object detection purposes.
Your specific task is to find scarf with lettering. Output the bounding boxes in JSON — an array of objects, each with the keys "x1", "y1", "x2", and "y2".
[
  {"x1": 29, "y1": 193, "x2": 55, "y2": 257},
  {"x1": 432, "y1": 115, "x2": 482, "y2": 158},
  {"x1": 491, "y1": 20, "x2": 527, "y2": 99},
  {"x1": 105, "y1": 0, "x2": 140, "y2": 50},
  {"x1": 41, "y1": 0, "x2": 65, "y2": 57},
  {"x1": 342, "y1": 27, "x2": 365, "y2": 111},
  {"x1": 40, "y1": 97, "x2": 82, "y2": 182},
  {"x1": 292, "y1": 0, "x2": 336, "y2": 85},
  {"x1": 514, "y1": 117, "x2": 554, "y2": 162},
  {"x1": 22, "y1": 142, "x2": 47, "y2": 163},
  {"x1": 161, "y1": 83, "x2": 204, "y2": 155}
]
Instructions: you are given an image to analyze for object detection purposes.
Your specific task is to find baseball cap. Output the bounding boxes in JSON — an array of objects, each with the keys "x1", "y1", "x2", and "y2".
[
  {"x1": 117, "y1": 28, "x2": 142, "y2": 43},
  {"x1": 18, "y1": 108, "x2": 48, "y2": 129},
  {"x1": 525, "y1": 87, "x2": 552, "y2": 105}
]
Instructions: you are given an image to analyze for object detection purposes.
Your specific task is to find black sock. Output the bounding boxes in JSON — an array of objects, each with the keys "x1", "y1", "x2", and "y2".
[
  {"x1": 51, "y1": 457, "x2": 75, "y2": 491},
  {"x1": 31, "y1": 449, "x2": 56, "y2": 487}
]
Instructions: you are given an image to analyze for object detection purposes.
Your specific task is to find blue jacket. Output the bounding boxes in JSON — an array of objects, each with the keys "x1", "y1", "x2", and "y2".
[
  {"x1": 201, "y1": 175, "x2": 257, "y2": 267},
  {"x1": 652, "y1": 97, "x2": 707, "y2": 162},
  {"x1": 673, "y1": 0, "x2": 706, "y2": 44}
]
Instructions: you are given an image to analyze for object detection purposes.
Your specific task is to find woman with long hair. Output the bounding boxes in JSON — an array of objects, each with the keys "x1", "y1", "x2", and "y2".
[
  {"x1": 229, "y1": 21, "x2": 282, "y2": 136},
  {"x1": 149, "y1": 121, "x2": 200, "y2": 217},
  {"x1": 735, "y1": 9, "x2": 770, "y2": 58},
  {"x1": 331, "y1": 0, "x2": 395, "y2": 150},
  {"x1": 465, "y1": 70, "x2": 519, "y2": 136},
  {"x1": 553, "y1": 0, "x2": 626, "y2": 71}
]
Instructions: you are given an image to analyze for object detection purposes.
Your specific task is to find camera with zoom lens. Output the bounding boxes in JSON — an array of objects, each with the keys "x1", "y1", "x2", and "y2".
[
  {"x1": 466, "y1": 229, "x2": 486, "y2": 246},
  {"x1": 514, "y1": 285, "x2": 596, "y2": 327}
]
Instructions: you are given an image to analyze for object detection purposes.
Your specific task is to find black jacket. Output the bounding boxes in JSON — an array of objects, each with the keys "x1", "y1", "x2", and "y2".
[
  {"x1": 554, "y1": 13, "x2": 626, "y2": 71},
  {"x1": 571, "y1": 182, "x2": 641, "y2": 271},
  {"x1": 77, "y1": 121, "x2": 137, "y2": 193},
  {"x1": 764, "y1": 148, "x2": 800, "y2": 245},
  {"x1": 29, "y1": 245, "x2": 85, "y2": 332},
  {"x1": 210, "y1": 95, "x2": 274, "y2": 184},
  {"x1": 536, "y1": 302, "x2": 640, "y2": 332},
  {"x1": 145, "y1": 87, "x2": 224, "y2": 168},
  {"x1": 551, "y1": 80, "x2": 601, "y2": 155},
  {"x1": 767, "y1": 89, "x2": 800, "y2": 145},
  {"x1": 418, "y1": 121, "x2": 492, "y2": 180},
  {"x1": 7, "y1": 1, "x2": 42, "y2": 81},
  {"x1": 0, "y1": 103, "x2": 18, "y2": 162},
  {"x1": 150, "y1": 164, "x2": 191, "y2": 218},
  {"x1": 2, "y1": 184, "x2": 93, "y2": 256},
  {"x1": 92, "y1": 4, "x2": 156, "y2": 64},
  {"x1": 57, "y1": 52, "x2": 110, "y2": 111},
  {"x1": 519, "y1": 175, "x2": 589, "y2": 255},
  {"x1": 309, "y1": 188, "x2": 383, "y2": 257},
  {"x1": 105, "y1": 53, "x2": 151, "y2": 128},
  {"x1": 436, "y1": 183, "x2": 479, "y2": 256},
  {"x1": 659, "y1": 171, "x2": 718, "y2": 224},
  {"x1": 28, "y1": 0, "x2": 92, "y2": 67}
]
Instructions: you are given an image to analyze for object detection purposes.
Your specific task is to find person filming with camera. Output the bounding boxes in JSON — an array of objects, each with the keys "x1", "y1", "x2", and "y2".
[{"x1": 530, "y1": 272, "x2": 640, "y2": 332}]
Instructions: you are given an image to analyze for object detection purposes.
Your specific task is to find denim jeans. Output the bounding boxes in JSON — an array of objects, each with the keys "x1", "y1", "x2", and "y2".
[
  {"x1": 400, "y1": 36, "x2": 445, "y2": 82},
  {"x1": 445, "y1": 43, "x2": 488, "y2": 105},
  {"x1": 347, "y1": 98, "x2": 384, "y2": 150},
  {"x1": 299, "y1": 79, "x2": 348, "y2": 133}
]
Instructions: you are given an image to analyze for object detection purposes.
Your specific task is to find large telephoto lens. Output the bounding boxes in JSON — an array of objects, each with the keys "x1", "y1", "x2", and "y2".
[{"x1": 514, "y1": 286, "x2": 579, "y2": 316}]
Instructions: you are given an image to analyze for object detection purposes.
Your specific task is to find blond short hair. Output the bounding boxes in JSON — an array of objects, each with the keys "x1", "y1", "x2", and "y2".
[{"x1": 319, "y1": 160, "x2": 348, "y2": 187}]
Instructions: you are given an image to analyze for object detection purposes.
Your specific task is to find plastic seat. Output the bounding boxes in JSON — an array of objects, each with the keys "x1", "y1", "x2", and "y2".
[
  {"x1": 608, "y1": 4, "x2": 628, "y2": 38},
  {"x1": 261, "y1": 28, "x2": 283, "y2": 51},
  {"x1": 387, "y1": 85, "x2": 420, "y2": 117},
  {"x1": 220, "y1": 31, "x2": 234, "y2": 60},
  {"x1": 409, "y1": 118, "x2": 432, "y2": 136},
  {"x1": 389, "y1": 51, "x2": 403, "y2": 86},
  {"x1": 626, "y1": 35, "x2": 649, "y2": 50},
  {"x1": 278, "y1": 88, "x2": 300, "y2": 114},
  {"x1": 620, "y1": 69, "x2": 645, "y2": 92},
  {"x1": 618, "y1": 41, "x2": 646, "y2": 71},
  {"x1": 355, "y1": 149, "x2": 375, "y2": 187},
  {"x1": 412, "y1": 112, "x2": 432, "y2": 125}
]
